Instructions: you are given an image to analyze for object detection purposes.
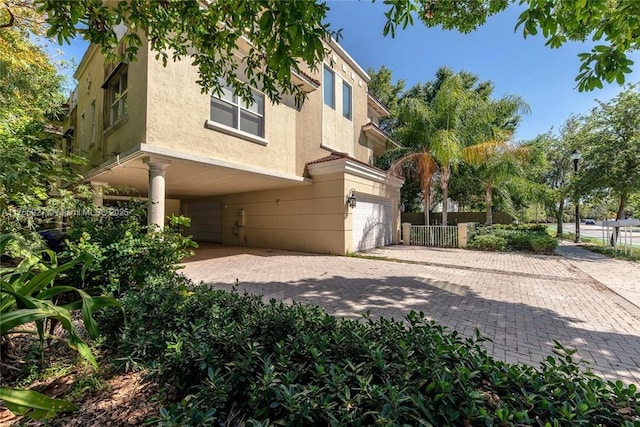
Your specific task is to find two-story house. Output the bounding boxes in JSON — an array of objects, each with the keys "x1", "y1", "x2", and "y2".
[{"x1": 65, "y1": 33, "x2": 403, "y2": 254}]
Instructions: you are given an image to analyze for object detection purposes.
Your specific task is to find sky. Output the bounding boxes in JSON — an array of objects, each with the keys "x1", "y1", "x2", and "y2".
[
  {"x1": 324, "y1": 0, "x2": 640, "y2": 141},
  {"x1": 52, "y1": 1, "x2": 638, "y2": 142}
]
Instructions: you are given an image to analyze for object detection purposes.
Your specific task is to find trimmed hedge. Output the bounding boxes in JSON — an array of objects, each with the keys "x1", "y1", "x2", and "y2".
[
  {"x1": 469, "y1": 226, "x2": 558, "y2": 253},
  {"x1": 113, "y1": 274, "x2": 639, "y2": 426}
]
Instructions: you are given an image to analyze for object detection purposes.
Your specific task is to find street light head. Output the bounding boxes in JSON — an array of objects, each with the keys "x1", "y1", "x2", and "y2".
[{"x1": 570, "y1": 150, "x2": 582, "y2": 161}]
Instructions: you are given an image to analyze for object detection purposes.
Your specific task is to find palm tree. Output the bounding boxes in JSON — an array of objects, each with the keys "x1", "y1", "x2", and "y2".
[
  {"x1": 464, "y1": 142, "x2": 528, "y2": 225},
  {"x1": 388, "y1": 76, "x2": 473, "y2": 225}
]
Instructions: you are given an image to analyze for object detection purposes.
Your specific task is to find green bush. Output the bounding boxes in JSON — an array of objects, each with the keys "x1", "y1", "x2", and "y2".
[
  {"x1": 468, "y1": 234, "x2": 507, "y2": 251},
  {"x1": 61, "y1": 200, "x2": 197, "y2": 297},
  {"x1": 493, "y1": 223, "x2": 548, "y2": 233},
  {"x1": 469, "y1": 226, "x2": 557, "y2": 254},
  {"x1": 529, "y1": 234, "x2": 559, "y2": 253},
  {"x1": 115, "y1": 275, "x2": 640, "y2": 426}
]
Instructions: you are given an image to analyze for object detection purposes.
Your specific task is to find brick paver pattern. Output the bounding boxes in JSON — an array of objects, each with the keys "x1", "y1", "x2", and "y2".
[{"x1": 182, "y1": 245, "x2": 640, "y2": 385}]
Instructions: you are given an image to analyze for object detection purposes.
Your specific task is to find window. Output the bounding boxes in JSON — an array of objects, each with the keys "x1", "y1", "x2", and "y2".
[
  {"x1": 210, "y1": 81, "x2": 265, "y2": 137},
  {"x1": 89, "y1": 99, "x2": 96, "y2": 147},
  {"x1": 107, "y1": 69, "x2": 127, "y2": 127},
  {"x1": 324, "y1": 66, "x2": 335, "y2": 109},
  {"x1": 80, "y1": 112, "x2": 85, "y2": 152},
  {"x1": 342, "y1": 82, "x2": 352, "y2": 120}
]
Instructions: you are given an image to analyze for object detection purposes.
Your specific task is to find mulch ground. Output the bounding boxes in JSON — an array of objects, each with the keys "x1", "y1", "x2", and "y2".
[{"x1": 1, "y1": 331, "x2": 163, "y2": 426}]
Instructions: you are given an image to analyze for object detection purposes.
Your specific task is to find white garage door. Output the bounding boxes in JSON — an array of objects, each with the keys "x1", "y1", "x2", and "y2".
[
  {"x1": 183, "y1": 200, "x2": 223, "y2": 243},
  {"x1": 352, "y1": 195, "x2": 392, "y2": 252}
]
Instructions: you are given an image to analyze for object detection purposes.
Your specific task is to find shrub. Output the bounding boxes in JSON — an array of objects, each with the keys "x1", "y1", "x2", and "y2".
[
  {"x1": 468, "y1": 234, "x2": 507, "y2": 251},
  {"x1": 115, "y1": 275, "x2": 640, "y2": 426},
  {"x1": 61, "y1": 200, "x2": 197, "y2": 297},
  {"x1": 469, "y1": 226, "x2": 558, "y2": 254},
  {"x1": 529, "y1": 234, "x2": 559, "y2": 253}
]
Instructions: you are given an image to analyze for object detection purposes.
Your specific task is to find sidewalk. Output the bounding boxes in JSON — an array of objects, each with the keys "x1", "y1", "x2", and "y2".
[{"x1": 556, "y1": 241, "x2": 640, "y2": 312}]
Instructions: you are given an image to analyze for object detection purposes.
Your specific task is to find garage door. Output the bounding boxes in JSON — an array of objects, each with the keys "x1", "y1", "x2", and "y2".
[
  {"x1": 183, "y1": 199, "x2": 223, "y2": 243},
  {"x1": 352, "y1": 195, "x2": 392, "y2": 252}
]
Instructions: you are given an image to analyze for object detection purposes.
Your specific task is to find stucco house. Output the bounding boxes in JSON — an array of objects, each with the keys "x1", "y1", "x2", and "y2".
[{"x1": 64, "y1": 34, "x2": 403, "y2": 254}]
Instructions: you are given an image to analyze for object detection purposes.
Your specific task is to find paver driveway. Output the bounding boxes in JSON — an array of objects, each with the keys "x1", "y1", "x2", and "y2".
[{"x1": 181, "y1": 244, "x2": 640, "y2": 385}]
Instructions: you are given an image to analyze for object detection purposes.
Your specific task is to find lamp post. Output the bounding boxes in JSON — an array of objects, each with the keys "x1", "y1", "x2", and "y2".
[{"x1": 570, "y1": 150, "x2": 582, "y2": 243}]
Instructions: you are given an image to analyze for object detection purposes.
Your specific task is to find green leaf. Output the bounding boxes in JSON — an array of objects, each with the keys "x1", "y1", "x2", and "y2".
[{"x1": 0, "y1": 387, "x2": 77, "y2": 419}]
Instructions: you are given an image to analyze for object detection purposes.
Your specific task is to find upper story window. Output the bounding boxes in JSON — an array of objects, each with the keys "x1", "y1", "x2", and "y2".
[
  {"x1": 210, "y1": 81, "x2": 265, "y2": 137},
  {"x1": 323, "y1": 66, "x2": 335, "y2": 109},
  {"x1": 107, "y1": 68, "x2": 127, "y2": 127},
  {"x1": 342, "y1": 81, "x2": 352, "y2": 120},
  {"x1": 89, "y1": 99, "x2": 96, "y2": 147}
]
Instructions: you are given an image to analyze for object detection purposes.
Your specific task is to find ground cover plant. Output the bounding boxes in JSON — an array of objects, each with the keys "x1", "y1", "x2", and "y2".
[
  {"x1": 469, "y1": 224, "x2": 558, "y2": 253},
  {"x1": 105, "y1": 273, "x2": 640, "y2": 426},
  {"x1": 0, "y1": 234, "x2": 119, "y2": 419}
]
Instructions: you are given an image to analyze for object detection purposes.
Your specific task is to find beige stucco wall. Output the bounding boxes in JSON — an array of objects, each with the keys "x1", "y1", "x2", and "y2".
[
  {"x1": 193, "y1": 173, "x2": 346, "y2": 254},
  {"x1": 179, "y1": 169, "x2": 401, "y2": 254},
  {"x1": 145, "y1": 53, "x2": 298, "y2": 176},
  {"x1": 73, "y1": 43, "x2": 148, "y2": 172}
]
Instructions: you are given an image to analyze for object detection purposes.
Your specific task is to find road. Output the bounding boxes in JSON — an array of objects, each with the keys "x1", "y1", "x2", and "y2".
[{"x1": 559, "y1": 223, "x2": 640, "y2": 247}]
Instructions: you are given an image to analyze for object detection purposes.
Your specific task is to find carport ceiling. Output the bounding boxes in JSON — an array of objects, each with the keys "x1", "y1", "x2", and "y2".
[{"x1": 89, "y1": 156, "x2": 309, "y2": 199}]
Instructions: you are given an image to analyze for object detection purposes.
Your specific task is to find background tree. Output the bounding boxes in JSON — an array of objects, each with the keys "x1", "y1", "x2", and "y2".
[
  {"x1": 366, "y1": 66, "x2": 405, "y2": 132},
  {"x1": 0, "y1": 18, "x2": 83, "y2": 238},
  {"x1": 534, "y1": 117, "x2": 583, "y2": 235},
  {"x1": 577, "y1": 85, "x2": 640, "y2": 223}
]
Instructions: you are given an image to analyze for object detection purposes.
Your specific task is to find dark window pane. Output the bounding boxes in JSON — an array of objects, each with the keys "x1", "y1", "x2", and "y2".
[
  {"x1": 240, "y1": 110, "x2": 263, "y2": 137},
  {"x1": 324, "y1": 66, "x2": 334, "y2": 109},
  {"x1": 210, "y1": 98, "x2": 238, "y2": 128},
  {"x1": 246, "y1": 91, "x2": 264, "y2": 115},
  {"x1": 342, "y1": 82, "x2": 352, "y2": 120}
]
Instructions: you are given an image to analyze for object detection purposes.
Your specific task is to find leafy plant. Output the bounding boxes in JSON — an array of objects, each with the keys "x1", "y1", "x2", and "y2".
[
  {"x1": 468, "y1": 233, "x2": 507, "y2": 251},
  {"x1": 114, "y1": 275, "x2": 640, "y2": 426},
  {"x1": 61, "y1": 200, "x2": 197, "y2": 297},
  {"x1": 0, "y1": 233, "x2": 120, "y2": 419},
  {"x1": 469, "y1": 225, "x2": 557, "y2": 253}
]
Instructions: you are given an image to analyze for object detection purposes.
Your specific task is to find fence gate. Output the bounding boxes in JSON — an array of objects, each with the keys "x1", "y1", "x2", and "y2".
[{"x1": 409, "y1": 225, "x2": 459, "y2": 248}]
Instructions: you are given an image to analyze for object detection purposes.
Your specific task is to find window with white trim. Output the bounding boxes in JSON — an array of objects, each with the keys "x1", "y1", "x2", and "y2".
[
  {"x1": 89, "y1": 99, "x2": 96, "y2": 147},
  {"x1": 342, "y1": 81, "x2": 352, "y2": 120},
  {"x1": 324, "y1": 66, "x2": 335, "y2": 109},
  {"x1": 107, "y1": 69, "x2": 127, "y2": 127},
  {"x1": 210, "y1": 81, "x2": 265, "y2": 137}
]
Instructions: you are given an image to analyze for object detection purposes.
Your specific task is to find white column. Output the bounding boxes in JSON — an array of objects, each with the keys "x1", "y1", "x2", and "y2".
[
  {"x1": 90, "y1": 181, "x2": 107, "y2": 207},
  {"x1": 402, "y1": 223, "x2": 411, "y2": 245},
  {"x1": 143, "y1": 157, "x2": 171, "y2": 230}
]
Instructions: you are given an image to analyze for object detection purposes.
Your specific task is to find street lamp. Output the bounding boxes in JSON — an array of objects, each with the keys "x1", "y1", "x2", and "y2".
[{"x1": 570, "y1": 150, "x2": 582, "y2": 243}]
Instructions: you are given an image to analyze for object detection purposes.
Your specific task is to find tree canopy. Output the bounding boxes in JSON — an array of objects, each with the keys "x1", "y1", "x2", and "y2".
[
  {"x1": 383, "y1": 0, "x2": 639, "y2": 92},
  {"x1": 0, "y1": 20, "x2": 82, "y2": 235},
  {"x1": 2, "y1": 0, "x2": 634, "y2": 109}
]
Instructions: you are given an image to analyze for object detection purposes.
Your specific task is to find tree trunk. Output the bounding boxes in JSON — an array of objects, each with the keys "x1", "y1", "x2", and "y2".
[
  {"x1": 485, "y1": 183, "x2": 493, "y2": 226},
  {"x1": 610, "y1": 192, "x2": 627, "y2": 246},
  {"x1": 423, "y1": 187, "x2": 431, "y2": 226},
  {"x1": 440, "y1": 168, "x2": 450, "y2": 226},
  {"x1": 556, "y1": 198, "x2": 564, "y2": 236}
]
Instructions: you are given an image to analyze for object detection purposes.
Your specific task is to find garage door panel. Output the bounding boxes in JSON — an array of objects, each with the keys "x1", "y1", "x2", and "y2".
[
  {"x1": 352, "y1": 196, "x2": 392, "y2": 252},
  {"x1": 184, "y1": 200, "x2": 223, "y2": 243}
]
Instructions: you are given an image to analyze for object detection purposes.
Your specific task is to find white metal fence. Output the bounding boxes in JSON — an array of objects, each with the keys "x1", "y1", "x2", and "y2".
[{"x1": 409, "y1": 225, "x2": 459, "y2": 247}]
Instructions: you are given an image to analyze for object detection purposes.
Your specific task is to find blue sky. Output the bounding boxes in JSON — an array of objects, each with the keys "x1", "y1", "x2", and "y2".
[
  {"x1": 325, "y1": 0, "x2": 640, "y2": 141},
  {"x1": 53, "y1": 1, "x2": 638, "y2": 142}
]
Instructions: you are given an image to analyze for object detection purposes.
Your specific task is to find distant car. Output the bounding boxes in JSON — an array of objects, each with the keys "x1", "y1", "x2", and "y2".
[{"x1": 584, "y1": 219, "x2": 596, "y2": 225}]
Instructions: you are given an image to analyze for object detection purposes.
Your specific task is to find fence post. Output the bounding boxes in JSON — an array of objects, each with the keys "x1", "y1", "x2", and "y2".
[
  {"x1": 457, "y1": 223, "x2": 469, "y2": 248},
  {"x1": 402, "y1": 223, "x2": 412, "y2": 245}
]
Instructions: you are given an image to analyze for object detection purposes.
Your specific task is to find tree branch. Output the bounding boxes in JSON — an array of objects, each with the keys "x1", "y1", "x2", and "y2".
[{"x1": 0, "y1": 8, "x2": 15, "y2": 28}]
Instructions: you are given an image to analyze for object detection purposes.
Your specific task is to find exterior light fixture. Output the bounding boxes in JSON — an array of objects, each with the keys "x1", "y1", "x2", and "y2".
[
  {"x1": 570, "y1": 150, "x2": 582, "y2": 243},
  {"x1": 347, "y1": 188, "x2": 357, "y2": 208}
]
